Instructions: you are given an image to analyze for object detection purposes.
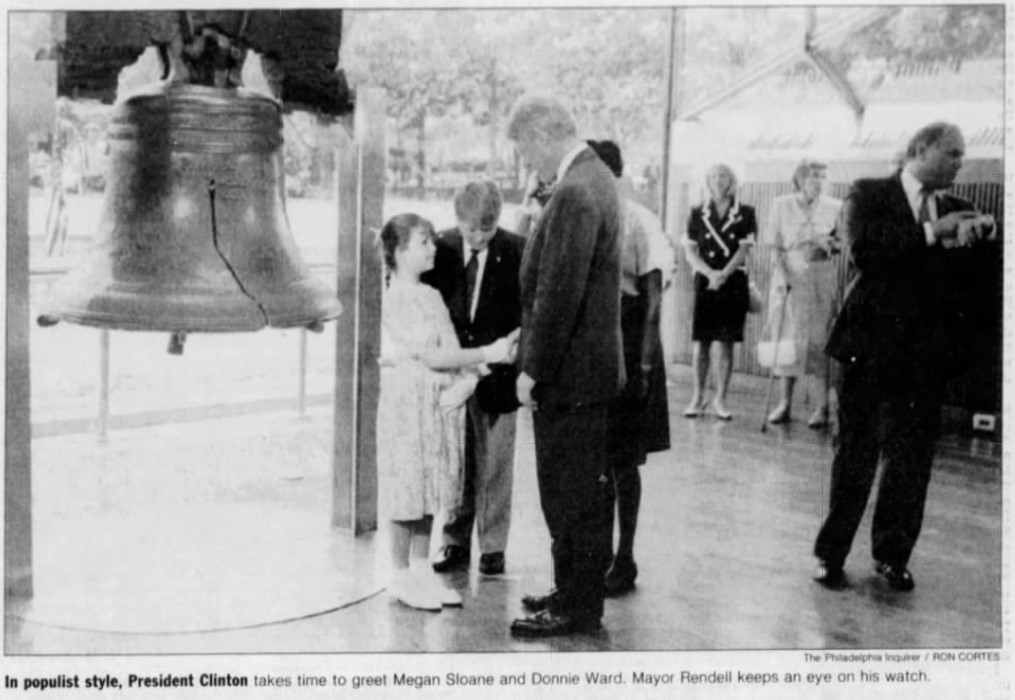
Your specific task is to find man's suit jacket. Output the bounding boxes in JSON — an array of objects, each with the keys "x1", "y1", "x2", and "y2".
[
  {"x1": 518, "y1": 148, "x2": 624, "y2": 409},
  {"x1": 422, "y1": 226, "x2": 525, "y2": 413},
  {"x1": 826, "y1": 172, "x2": 992, "y2": 388}
]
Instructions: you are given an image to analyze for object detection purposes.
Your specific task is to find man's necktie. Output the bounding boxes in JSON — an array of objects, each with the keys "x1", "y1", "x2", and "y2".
[
  {"x1": 533, "y1": 177, "x2": 556, "y2": 206},
  {"x1": 917, "y1": 190, "x2": 933, "y2": 224},
  {"x1": 465, "y1": 248, "x2": 480, "y2": 319}
]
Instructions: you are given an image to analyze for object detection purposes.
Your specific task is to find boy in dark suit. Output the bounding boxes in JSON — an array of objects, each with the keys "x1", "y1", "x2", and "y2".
[
  {"x1": 814, "y1": 122, "x2": 997, "y2": 592},
  {"x1": 422, "y1": 181, "x2": 524, "y2": 577}
]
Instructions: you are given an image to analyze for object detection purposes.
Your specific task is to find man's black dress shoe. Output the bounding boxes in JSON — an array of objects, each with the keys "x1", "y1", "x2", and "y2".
[
  {"x1": 520, "y1": 589, "x2": 561, "y2": 613},
  {"x1": 874, "y1": 561, "x2": 915, "y2": 592},
  {"x1": 605, "y1": 558, "x2": 637, "y2": 597},
  {"x1": 478, "y1": 552, "x2": 505, "y2": 576},
  {"x1": 813, "y1": 559, "x2": 847, "y2": 590},
  {"x1": 510, "y1": 610, "x2": 602, "y2": 638},
  {"x1": 432, "y1": 545, "x2": 470, "y2": 573}
]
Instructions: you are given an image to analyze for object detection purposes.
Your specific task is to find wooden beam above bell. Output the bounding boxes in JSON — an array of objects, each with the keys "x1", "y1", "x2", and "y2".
[{"x1": 58, "y1": 9, "x2": 352, "y2": 116}]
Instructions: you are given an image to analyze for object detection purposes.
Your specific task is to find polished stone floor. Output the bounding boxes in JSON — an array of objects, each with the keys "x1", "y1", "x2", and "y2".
[{"x1": 5, "y1": 372, "x2": 1002, "y2": 654}]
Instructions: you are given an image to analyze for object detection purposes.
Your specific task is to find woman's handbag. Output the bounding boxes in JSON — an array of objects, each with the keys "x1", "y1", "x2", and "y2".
[
  {"x1": 757, "y1": 339, "x2": 797, "y2": 368},
  {"x1": 757, "y1": 288, "x2": 796, "y2": 368},
  {"x1": 747, "y1": 281, "x2": 764, "y2": 314}
]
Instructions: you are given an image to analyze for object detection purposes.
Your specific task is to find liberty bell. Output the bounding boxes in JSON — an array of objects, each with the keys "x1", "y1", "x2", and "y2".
[{"x1": 38, "y1": 28, "x2": 342, "y2": 348}]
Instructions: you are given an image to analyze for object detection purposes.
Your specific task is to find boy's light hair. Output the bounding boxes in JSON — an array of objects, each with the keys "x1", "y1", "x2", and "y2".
[{"x1": 454, "y1": 180, "x2": 502, "y2": 230}]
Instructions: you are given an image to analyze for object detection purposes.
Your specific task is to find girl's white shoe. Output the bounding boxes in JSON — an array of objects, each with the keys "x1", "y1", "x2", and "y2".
[
  {"x1": 429, "y1": 574, "x2": 463, "y2": 607},
  {"x1": 388, "y1": 569, "x2": 441, "y2": 611}
]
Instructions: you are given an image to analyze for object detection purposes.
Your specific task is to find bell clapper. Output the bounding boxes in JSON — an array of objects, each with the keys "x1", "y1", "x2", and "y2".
[
  {"x1": 168, "y1": 332, "x2": 187, "y2": 355},
  {"x1": 159, "y1": 34, "x2": 192, "y2": 85}
]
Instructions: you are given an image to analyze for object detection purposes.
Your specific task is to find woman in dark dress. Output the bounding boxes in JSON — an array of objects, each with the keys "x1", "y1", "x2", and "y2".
[
  {"x1": 587, "y1": 140, "x2": 671, "y2": 595},
  {"x1": 681, "y1": 164, "x2": 757, "y2": 420}
]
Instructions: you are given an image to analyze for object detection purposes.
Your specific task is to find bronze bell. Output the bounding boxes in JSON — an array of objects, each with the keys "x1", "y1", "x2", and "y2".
[{"x1": 38, "y1": 82, "x2": 342, "y2": 335}]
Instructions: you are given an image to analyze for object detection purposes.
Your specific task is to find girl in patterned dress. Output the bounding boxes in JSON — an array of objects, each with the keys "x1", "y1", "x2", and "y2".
[{"x1": 376, "y1": 213, "x2": 515, "y2": 611}]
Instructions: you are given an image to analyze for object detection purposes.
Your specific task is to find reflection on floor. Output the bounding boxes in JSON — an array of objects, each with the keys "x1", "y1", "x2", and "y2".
[{"x1": 5, "y1": 375, "x2": 1002, "y2": 653}]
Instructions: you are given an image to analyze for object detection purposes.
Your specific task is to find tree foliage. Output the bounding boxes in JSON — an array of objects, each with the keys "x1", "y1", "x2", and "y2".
[
  {"x1": 543, "y1": 10, "x2": 670, "y2": 154},
  {"x1": 844, "y1": 5, "x2": 1004, "y2": 64},
  {"x1": 340, "y1": 6, "x2": 1002, "y2": 183},
  {"x1": 12, "y1": 6, "x2": 1004, "y2": 193}
]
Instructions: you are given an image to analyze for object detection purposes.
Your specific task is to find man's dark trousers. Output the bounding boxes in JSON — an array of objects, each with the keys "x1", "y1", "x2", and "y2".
[
  {"x1": 814, "y1": 361, "x2": 942, "y2": 569},
  {"x1": 533, "y1": 402, "x2": 613, "y2": 622}
]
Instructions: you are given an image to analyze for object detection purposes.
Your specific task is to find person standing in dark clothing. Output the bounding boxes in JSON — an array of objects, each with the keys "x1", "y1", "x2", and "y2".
[
  {"x1": 506, "y1": 95, "x2": 624, "y2": 638},
  {"x1": 681, "y1": 164, "x2": 757, "y2": 421},
  {"x1": 586, "y1": 139, "x2": 671, "y2": 596},
  {"x1": 813, "y1": 122, "x2": 997, "y2": 592}
]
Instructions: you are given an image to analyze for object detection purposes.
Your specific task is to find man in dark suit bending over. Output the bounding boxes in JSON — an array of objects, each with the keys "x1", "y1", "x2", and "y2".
[
  {"x1": 506, "y1": 95, "x2": 624, "y2": 637},
  {"x1": 814, "y1": 122, "x2": 997, "y2": 592},
  {"x1": 423, "y1": 180, "x2": 524, "y2": 577}
]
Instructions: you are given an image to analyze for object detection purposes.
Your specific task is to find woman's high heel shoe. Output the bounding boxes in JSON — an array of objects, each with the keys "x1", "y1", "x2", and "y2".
[
  {"x1": 683, "y1": 398, "x2": 706, "y2": 418},
  {"x1": 713, "y1": 398, "x2": 732, "y2": 421},
  {"x1": 605, "y1": 557, "x2": 638, "y2": 597},
  {"x1": 807, "y1": 405, "x2": 829, "y2": 429},
  {"x1": 767, "y1": 402, "x2": 791, "y2": 424}
]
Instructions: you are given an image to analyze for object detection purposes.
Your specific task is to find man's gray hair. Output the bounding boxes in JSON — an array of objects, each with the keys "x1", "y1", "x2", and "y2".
[
  {"x1": 506, "y1": 95, "x2": 578, "y2": 142},
  {"x1": 454, "y1": 179, "x2": 502, "y2": 230}
]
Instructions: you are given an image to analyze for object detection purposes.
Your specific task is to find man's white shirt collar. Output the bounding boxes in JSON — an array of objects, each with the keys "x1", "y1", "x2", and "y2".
[
  {"x1": 461, "y1": 240, "x2": 489, "y2": 266},
  {"x1": 555, "y1": 142, "x2": 588, "y2": 184}
]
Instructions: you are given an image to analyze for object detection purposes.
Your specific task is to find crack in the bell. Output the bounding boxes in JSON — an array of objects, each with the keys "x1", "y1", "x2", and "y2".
[{"x1": 207, "y1": 179, "x2": 269, "y2": 325}]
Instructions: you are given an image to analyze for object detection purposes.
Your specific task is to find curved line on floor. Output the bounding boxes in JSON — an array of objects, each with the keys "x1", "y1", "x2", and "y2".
[{"x1": 14, "y1": 587, "x2": 387, "y2": 637}]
